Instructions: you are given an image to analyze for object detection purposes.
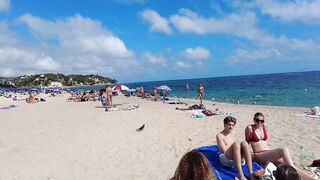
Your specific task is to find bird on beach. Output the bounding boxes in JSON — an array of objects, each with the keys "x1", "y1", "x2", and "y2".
[{"x1": 136, "y1": 124, "x2": 145, "y2": 132}]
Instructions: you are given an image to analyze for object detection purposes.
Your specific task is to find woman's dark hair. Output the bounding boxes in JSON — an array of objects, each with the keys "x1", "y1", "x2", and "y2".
[
  {"x1": 223, "y1": 116, "x2": 236, "y2": 125},
  {"x1": 273, "y1": 165, "x2": 300, "y2": 180},
  {"x1": 254, "y1": 112, "x2": 264, "y2": 120},
  {"x1": 172, "y1": 151, "x2": 216, "y2": 180}
]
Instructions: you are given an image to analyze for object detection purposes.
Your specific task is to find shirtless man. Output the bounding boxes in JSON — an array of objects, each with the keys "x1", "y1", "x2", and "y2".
[
  {"x1": 198, "y1": 83, "x2": 204, "y2": 104},
  {"x1": 216, "y1": 116, "x2": 254, "y2": 180}
]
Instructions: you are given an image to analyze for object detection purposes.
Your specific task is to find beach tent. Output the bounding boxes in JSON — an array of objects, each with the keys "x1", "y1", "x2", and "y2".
[
  {"x1": 157, "y1": 85, "x2": 171, "y2": 97},
  {"x1": 157, "y1": 85, "x2": 171, "y2": 91},
  {"x1": 29, "y1": 88, "x2": 39, "y2": 92},
  {"x1": 127, "y1": 89, "x2": 137, "y2": 92},
  {"x1": 112, "y1": 85, "x2": 129, "y2": 92},
  {"x1": 51, "y1": 86, "x2": 62, "y2": 92}
]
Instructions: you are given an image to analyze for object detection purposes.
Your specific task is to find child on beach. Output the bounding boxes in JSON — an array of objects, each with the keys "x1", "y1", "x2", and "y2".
[{"x1": 216, "y1": 116, "x2": 254, "y2": 180}]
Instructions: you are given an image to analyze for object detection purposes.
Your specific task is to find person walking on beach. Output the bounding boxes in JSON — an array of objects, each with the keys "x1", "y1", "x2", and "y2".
[
  {"x1": 217, "y1": 116, "x2": 254, "y2": 180},
  {"x1": 105, "y1": 85, "x2": 113, "y2": 108},
  {"x1": 186, "y1": 83, "x2": 190, "y2": 98},
  {"x1": 153, "y1": 86, "x2": 158, "y2": 101},
  {"x1": 198, "y1": 83, "x2": 204, "y2": 104}
]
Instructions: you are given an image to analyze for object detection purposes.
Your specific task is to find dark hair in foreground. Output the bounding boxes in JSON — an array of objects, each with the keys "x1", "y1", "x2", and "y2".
[
  {"x1": 254, "y1": 112, "x2": 264, "y2": 119},
  {"x1": 274, "y1": 164, "x2": 300, "y2": 180},
  {"x1": 172, "y1": 151, "x2": 216, "y2": 180},
  {"x1": 223, "y1": 116, "x2": 236, "y2": 125}
]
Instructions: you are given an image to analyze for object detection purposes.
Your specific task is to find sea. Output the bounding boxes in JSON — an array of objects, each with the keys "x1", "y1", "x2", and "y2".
[{"x1": 69, "y1": 71, "x2": 320, "y2": 108}]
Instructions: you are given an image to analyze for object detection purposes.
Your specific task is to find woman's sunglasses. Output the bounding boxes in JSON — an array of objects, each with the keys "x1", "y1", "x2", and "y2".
[{"x1": 254, "y1": 119, "x2": 265, "y2": 123}]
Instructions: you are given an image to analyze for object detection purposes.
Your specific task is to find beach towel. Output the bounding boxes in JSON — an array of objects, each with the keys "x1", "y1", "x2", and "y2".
[
  {"x1": 294, "y1": 112, "x2": 320, "y2": 118},
  {"x1": 107, "y1": 104, "x2": 139, "y2": 112},
  {"x1": 195, "y1": 145, "x2": 262, "y2": 180},
  {"x1": 0, "y1": 105, "x2": 17, "y2": 110},
  {"x1": 217, "y1": 111, "x2": 238, "y2": 116}
]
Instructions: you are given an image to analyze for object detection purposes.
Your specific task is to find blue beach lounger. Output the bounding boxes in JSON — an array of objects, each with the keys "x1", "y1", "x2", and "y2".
[{"x1": 195, "y1": 145, "x2": 262, "y2": 180}]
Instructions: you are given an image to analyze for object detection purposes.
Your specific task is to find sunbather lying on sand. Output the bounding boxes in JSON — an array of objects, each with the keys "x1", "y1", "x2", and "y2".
[{"x1": 175, "y1": 103, "x2": 206, "y2": 111}]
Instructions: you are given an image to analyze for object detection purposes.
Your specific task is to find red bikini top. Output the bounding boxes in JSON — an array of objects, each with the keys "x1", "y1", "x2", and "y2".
[{"x1": 249, "y1": 125, "x2": 268, "y2": 142}]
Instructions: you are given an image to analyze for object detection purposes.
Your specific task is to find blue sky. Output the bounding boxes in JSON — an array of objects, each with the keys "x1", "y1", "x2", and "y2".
[{"x1": 0, "y1": 0, "x2": 319, "y2": 82}]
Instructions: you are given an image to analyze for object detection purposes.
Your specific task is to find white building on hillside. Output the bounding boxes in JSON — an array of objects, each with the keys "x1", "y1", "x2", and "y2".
[{"x1": 49, "y1": 81, "x2": 63, "y2": 87}]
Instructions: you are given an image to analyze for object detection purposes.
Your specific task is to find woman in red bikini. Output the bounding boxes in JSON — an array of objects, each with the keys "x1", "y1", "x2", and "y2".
[
  {"x1": 245, "y1": 112, "x2": 293, "y2": 166},
  {"x1": 245, "y1": 112, "x2": 313, "y2": 180}
]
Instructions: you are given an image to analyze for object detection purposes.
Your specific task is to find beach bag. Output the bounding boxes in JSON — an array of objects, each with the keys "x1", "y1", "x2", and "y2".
[
  {"x1": 202, "y1": 109, "x2": 215, "y2": 116},
  {"x1": 312, "y1": 159, "x2": 320, "y2": 167},
  {"x1": 191, "y1": 104, "x2": 201, "y2": 110},
  {"x1": 255, "y1": 162, "x2": 276, "y2": 180}
]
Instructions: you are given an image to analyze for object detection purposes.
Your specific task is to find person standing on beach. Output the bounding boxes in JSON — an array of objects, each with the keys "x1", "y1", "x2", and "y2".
[
  {"x1": 105, "y1": 85, "x2": 113, "y2": 108},
  {"x1": 153, "y1": 86, "x2": 158, "y2": 101},
  {"x1": 186, "y1": 83, "x2": 190, "y2": 98},
  {"x1": 198, "y1": 83, "x2": 204, "y2": 104},
  {"x1": 217, "y1": 116, "x2": 254, "y2": 180}
]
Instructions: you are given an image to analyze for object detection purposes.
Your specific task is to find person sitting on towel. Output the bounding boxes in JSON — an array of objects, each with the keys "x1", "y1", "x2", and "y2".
[
  {"x1": 28, "y1": 93, "x2": 37, "y2": 104},
  {"x1": 216, "y1": 116, "x2": 254, "y2": 180}
]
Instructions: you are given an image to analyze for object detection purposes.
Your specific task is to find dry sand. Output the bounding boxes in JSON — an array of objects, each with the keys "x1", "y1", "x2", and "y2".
[{"x1": 1, "y1": 94, "x2": 319, "y2": 179}]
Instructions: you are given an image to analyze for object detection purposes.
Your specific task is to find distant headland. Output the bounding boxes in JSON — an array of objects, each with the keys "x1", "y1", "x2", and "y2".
[{"x1": 0, "y1": 73, "x2": 117, "y2": 87}]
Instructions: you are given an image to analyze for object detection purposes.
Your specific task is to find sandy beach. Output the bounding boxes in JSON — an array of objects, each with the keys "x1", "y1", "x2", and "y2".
[{"x1": 1, "y1": 94, "x2": 319, "y2": 179}]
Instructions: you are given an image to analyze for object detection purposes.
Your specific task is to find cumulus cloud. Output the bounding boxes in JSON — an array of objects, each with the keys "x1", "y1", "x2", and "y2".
[
  {"x1": 175, "y1": 61, "x2": 192, "y2": 69},
  {"x1": 225, "y1": 36, "x2": 320, "y2": 65},
  {"x1": 0, "y1": 47, "x2": 61, "y2": 77},
  {"x1": 168, "y1": 7, "x2": 320, "y2": 67},
  {"x1": 249, "y1": 0, "x2": 320, "y2": 25},
  {"x1": 182, "y1": 46, "x2": 211, "y2": 60},
  {"x1": 0, "y1": 0, "x2": 10, "y2": 12},
  {"x1": 18, "y1": 14, "x2": 134, "y2": 59},
  {"x1": 142, "y1": 52, "x2": 167, "y2": 66},
  {"x1": 170, "y1": 8, "x2": 269, "y2": 41},
  {"x1": 225, "y1": 48, "x2": 284, "y2": 65},
  {"x1": 140, "y1": 9, "x2": 172, "y2": 34},
  {"x1": 1, "y1": 13, "x2": 139, "y2": 79}
]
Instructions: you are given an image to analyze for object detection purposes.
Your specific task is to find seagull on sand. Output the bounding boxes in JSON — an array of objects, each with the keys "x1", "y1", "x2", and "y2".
[{"x1": 136, "y1": 124, "x2": 145, "y2": 132}]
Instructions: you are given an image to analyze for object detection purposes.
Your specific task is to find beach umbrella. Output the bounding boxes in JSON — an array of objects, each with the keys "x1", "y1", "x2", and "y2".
[
  {"x1": 112, "y1": 85, "x2": 129, "y2": 92},
  {"x1": 51, "y1": 86, "x2": 61, "y2": 92},
  {"x1": 157, "y1": 85, "x2": 172, "y2": 91},
  {"x1": 29, "y1": 88, "x2": 39, "y2": 92},
  {"x1": 74, "y1": 89, "x2": 83, "y2": 94}
]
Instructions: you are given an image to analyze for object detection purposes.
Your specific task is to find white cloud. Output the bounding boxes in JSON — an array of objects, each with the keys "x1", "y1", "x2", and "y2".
[
  {"x1": 0, "y1": 47, "x2": 61, "y2": 77},
  {"x1": 142, "y1": 52, "x2": 167, "y2": 66},
  {"x1": 250, "y1": 0, "x2": 320, "y2": 25},
  {"x1": 168, "y1": 7, "x2": 320, "y2": 67},
  {"x1": 170, "y1": 8, "x2": 269, "y2": 40},
  {"x1": 6, "y1": 13, "x2": 139, "y2": 80},
  {"x1": 175, "y1": 61, "x2": 192, "y2": 69},
  {"x1": 140, "y1": 9, "x2": 172, "y2": 34},
  {"x1": 225, "y1": 48, "x2": 284, "y2": 65},
  {"x1": 182, "y1": 46, "x2": 211, "y2": 60},
  {"x1": 0, "y1": 0, "x2": 10, "y2": 12},
  {"x1": 18, "y1": 14, "x2": 134, "y2": 59},
  {"x1": 225, "y1": 36, "x2": 320, "y2": 65}
]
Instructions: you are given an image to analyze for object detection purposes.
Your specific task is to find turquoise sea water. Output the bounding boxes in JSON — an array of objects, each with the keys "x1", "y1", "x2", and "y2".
[{"x1": 71, "y1": 71, "x2": 320, "y2": 108}]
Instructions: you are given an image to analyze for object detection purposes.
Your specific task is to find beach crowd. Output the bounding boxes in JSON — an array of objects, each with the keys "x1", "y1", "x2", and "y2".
[{"x1": 1, "y1": 83, "x2": 319, "y2": 180}]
